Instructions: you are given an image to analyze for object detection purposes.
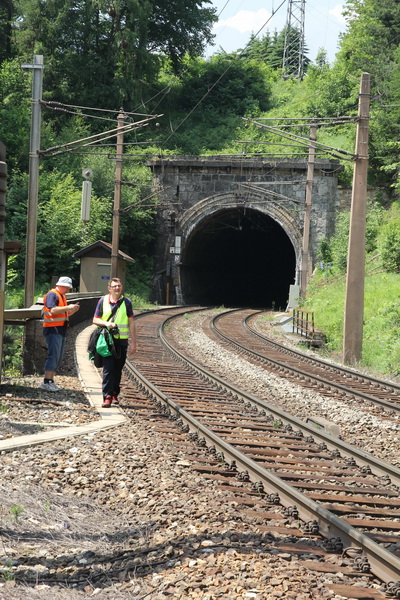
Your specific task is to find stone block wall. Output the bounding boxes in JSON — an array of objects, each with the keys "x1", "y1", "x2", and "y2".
[{"x1": 149, "y1": 156, "x2": 342, "y2": 279}]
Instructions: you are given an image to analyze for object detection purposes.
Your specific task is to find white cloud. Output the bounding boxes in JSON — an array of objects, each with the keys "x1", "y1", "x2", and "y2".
[
  {"x1": 214, "y1": 9, "x2": 272, "y2": 34},
  {"x1": 329, "y1": 4, "x2": 346, "y2": 25}
]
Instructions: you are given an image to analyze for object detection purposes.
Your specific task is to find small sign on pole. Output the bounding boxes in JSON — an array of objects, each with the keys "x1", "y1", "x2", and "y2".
[{"x1": 81, "y1": 180, "x2": 92, "y2": 222}]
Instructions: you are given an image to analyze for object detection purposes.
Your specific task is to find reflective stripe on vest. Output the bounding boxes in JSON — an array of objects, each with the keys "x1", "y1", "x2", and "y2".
[
  {"x1": 101, "y1": 296, "x2": 130, "y2": 339},
  {"x1": 43, "y1": 289, "x2": 68, "y2": 328}
]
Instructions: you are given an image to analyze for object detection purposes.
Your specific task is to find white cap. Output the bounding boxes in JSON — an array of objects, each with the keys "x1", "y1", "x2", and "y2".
[{"x1": 56, "y1": 276, "x2": 73, "y2": 288}]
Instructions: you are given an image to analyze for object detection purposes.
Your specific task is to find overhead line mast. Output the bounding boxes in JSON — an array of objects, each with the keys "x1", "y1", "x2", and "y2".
[{"x1": 282, "y1": 0, "x2": 306, "y2": 80}]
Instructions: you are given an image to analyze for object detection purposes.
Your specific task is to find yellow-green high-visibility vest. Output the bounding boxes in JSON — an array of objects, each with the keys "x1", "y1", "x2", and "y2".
[{"x1": 101, "y1": 296, "x2": 130, "y2": 339}]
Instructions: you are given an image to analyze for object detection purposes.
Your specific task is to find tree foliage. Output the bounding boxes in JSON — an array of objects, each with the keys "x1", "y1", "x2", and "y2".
[
  {"x1": 11, "y1": 0, "x2": 217, "y2": 108},
  {"x1": 0, "y1": 58, "x2": 31, "y2": 170},
  {"x1": 240, "y1": 28, "x2": 311, "y2": 75},
  {"x1": 339, "y1": 0, "x2": 400, "y2": 77},
  {"x1": 1, "y1": 0, "x2": 400, "y2": 304},
  {"x1": 0, "y1": 0, "x2": 13, "y2": 62},
  {"x1": 176, "y1": 55, "x2": 273, "y2": 115}
]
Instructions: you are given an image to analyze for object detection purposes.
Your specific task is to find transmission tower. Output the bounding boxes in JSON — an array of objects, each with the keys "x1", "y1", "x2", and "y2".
[{"x1": 282, "y1": 0, "x2": 306, "y2": 80}]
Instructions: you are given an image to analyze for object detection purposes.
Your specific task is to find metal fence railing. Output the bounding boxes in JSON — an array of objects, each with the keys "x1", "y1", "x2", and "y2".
[
  {"x1": 292, "y1": 309, "x2": 326, "y2": 346},
  {"x1": 292, "y1": 309, "x2": 315, "y2": 339}
]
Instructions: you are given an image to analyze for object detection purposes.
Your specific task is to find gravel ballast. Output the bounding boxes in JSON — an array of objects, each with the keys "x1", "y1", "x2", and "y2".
[
  {"x1": 167, "y1": 311, "x2": 400, "y2": 467},
  {"x1": 0, "y1": 315, "x2": 396, "y2": 599}
]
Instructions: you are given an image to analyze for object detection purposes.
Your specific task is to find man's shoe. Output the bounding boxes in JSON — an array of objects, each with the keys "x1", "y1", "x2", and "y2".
[
  {"x1": 49, "y1": 381, "x2": 62, "y2": 391},
  {"x1": 102, "y1": 395, "x2": 112, "y2": 408},
  {"x1": 40, "y1": 381, "x2": 60, "y2": 392},
  {"x1": 111, "y1": 394, "x2": 119, "y2": 406}
]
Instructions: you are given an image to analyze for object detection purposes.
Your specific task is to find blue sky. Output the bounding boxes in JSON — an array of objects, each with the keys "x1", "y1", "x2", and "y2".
[{"x1": 205, "y1": 1, "x2": 348, "y2": 64}]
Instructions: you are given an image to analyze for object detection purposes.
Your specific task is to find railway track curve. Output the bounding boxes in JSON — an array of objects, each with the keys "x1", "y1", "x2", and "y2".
[
  {"x1": 123, "y1": 307, "x2": 400, "y2": 594},
  {"x1": 212, "y1": 309, "x2": 400, "y2": 415}
]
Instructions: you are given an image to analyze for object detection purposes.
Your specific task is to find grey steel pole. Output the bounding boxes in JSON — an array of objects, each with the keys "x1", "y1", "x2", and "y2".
[
  {"x1": 300, "y1": 123, "x2": 317, "y2": 298},
  {"x1": 22, "y1": 55, "x2": 44, "y2": 307},
  {"x1": 111, "y1": 111, "x2": 125, "y2": 279},
  {"x1": 343, "y1": 73, "x2": 370, "y2": 365}
]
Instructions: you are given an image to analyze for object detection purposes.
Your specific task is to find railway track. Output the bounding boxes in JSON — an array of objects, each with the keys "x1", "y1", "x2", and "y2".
[
  {"x1": 123, "y1": 307, "x2": 400, "y2": 596},
  {"x1": 212, "y1": 309, "x2": 400, "y2": 415}
]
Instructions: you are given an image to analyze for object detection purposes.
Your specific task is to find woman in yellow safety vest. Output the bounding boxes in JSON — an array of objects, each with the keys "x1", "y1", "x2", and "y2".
[{"x1": 93, "y1": 277, "x2": 136, "y2": 407}]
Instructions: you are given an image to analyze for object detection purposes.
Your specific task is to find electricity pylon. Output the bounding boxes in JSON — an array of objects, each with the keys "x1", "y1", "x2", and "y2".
[{"x1": 282, "y1": 0, "x2": 306, "y2": 80}]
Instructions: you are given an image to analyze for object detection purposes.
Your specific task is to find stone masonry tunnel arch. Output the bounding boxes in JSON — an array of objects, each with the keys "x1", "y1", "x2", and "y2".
[
  {"x1": 179, "y1": 205, "x2": 297, "y2": 308},
  {"x1": 151, "y1": 156, "x2": 342, "y2": 307}
]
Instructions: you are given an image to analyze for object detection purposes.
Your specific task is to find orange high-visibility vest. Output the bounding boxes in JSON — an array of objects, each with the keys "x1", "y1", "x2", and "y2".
[{"x1": 43, "y1": 288, "x2": 68, "y2": 328}]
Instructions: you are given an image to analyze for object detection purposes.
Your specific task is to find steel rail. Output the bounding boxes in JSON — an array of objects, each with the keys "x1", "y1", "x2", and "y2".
[
  {"x1": 245, "y1": 311, "x2": 400, "y2": 399},
  {"x1": 213, "y1": 309, "x2": 400, "y2": 413},
  {"x1": 160, "y1": 311, "x2": 400, "y2": 486},
  {"x1": 124, "y1": 307, "x2": 400, "y2": 583}
]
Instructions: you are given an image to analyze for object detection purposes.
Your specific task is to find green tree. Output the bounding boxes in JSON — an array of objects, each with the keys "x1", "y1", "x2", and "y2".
[
  {"x1": 0, "y1": 59, "x2": 31, "y2": 170},
  {"x1": 11, "y1": 0, "x2": 217, "y2": 109},
  {"x1": 327, "y1": 203, "x2": 385, "y2": 274},
  {"x1": 0, "y1": 0, "x2": 13, "y2": 62},
  {"x1": 240, "y1": 29, "x2": 292, "y2": 71},
  {"x1": 33, "y1": 171, "x2": 111, "y2": 285},
  {"x1": 241, "y1": 32, "x2": 273, "y2": 64},
  {"x1": 177, "y1": 55, "x2": 273, "y2": 115},
  {"x1": 339, "y1": 0, "x2": 400, "y2": 76}
]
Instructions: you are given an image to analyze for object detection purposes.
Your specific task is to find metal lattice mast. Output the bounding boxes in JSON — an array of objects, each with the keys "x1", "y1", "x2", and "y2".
[{"x1": 282, "y1": 0, "x2": 306, "y2": 80}]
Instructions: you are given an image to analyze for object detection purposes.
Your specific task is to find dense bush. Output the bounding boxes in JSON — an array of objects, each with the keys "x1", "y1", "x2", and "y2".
[{"x1": 377, "y1": 202, "x2": 400, "y2": 272}]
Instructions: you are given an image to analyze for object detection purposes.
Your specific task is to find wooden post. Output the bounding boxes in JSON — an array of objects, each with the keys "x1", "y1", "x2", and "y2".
[
  {"x1": 343, "y1": 73, "x2": 370, "y2": 365},
  {"x1": 111, "y1": 110, "x2": 125, "y2": 279}
]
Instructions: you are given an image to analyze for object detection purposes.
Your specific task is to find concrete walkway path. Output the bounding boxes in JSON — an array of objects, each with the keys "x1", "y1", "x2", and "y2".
[{"x1": 0, "y1": 325, "x2": 128, "y2": 453}]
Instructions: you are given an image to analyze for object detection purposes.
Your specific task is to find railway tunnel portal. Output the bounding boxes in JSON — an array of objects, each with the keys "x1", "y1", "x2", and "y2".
[{"x1": 149, "y1": 157, "x2": 342, "y2": 307}]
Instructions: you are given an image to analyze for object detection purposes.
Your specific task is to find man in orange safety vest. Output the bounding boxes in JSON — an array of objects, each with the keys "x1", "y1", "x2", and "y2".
[{"x1": 40, "y1": 276, "x2": 80, "y2": 392}]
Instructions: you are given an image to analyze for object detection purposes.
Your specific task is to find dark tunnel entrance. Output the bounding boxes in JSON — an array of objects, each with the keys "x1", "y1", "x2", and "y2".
[{"x1": 180, "y1": 207, "x2": 296, "y2": 308}]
